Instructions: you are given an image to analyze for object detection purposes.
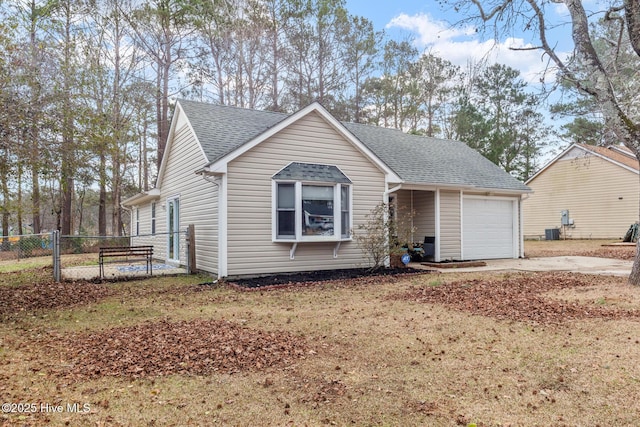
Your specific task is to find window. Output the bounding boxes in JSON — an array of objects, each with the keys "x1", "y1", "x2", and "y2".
[
  {"x1": 273, "y1": 162, "x2": 352, "y2": 242},
  {"x1": 274, "y1": 181, "x2": 351, "y2": 241},
  {"x1": 151, "y1": 202, "x2": 156, "y2": 235},
  {"x1": 135, "y1": 208, "x2": 139, "y2": 236},
  {"x1": 276, "y1": 183, "x2": 295, "y2": 238},
  {"x1": 341, "y1": 185, "x2": 349, "y2": 238},
  {"x1": 302, "y1": 185, "x2": 334, "y2": 236}
]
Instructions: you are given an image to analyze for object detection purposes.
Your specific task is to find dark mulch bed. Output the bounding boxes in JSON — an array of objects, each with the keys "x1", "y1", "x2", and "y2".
[{"x1": 229, "y1": 267, "x2": 425, "y2": 288}]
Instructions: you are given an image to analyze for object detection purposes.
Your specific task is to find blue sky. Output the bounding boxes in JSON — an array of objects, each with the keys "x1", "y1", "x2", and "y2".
[{"x1": 344, "y1": 0, "x2": 575, "y2": 86}]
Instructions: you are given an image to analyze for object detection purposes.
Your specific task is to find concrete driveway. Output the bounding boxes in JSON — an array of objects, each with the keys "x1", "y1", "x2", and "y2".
[{"x1": 416, "y1": 256, "x2": 633, "y2": 276}]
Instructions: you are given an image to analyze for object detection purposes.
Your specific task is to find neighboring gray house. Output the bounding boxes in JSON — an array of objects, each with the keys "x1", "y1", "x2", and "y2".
[{"x1": 123, "y1": 100, "x2": 530, "y2": 278}]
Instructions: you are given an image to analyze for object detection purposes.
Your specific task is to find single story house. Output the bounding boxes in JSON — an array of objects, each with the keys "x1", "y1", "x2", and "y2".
[
  {"x1": 523, "y1": 143, "x2": 639, "y2": 239},
  {"x1": 123, "y1": 100, "x2": 530, "y2": 278}
]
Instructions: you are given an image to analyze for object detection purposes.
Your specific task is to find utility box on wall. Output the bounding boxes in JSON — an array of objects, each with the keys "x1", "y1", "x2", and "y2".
[{"x1": 561, "y1": 210, "x2": 570, "y2": 226}]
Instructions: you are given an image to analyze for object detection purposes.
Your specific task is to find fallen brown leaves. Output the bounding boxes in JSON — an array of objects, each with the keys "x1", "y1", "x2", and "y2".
[
  {"x1": 396, "y1": 272, "x2": 640, "y2": 324},
  {"x1": 577, "y1": 247, "x2": 636, "y2": 260},
  {"x1": 0, "y1": 281, "x2": 114, "y2": 319},
  {"x1": 48, "y1": 319, "x2": 310, "y2": 380}
]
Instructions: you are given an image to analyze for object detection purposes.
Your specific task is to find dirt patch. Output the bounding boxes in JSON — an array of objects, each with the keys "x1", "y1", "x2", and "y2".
[
  {"x1": 44, "y1": 319, "x2": 310, "y2": 380},
  {"x1": 395, "y1": 272, "x2": 640, "y2": 324},
  {"x1": 525, "y1": 240, "x2": 636, "y2": 260},
  {"x1": 0, "y1": 281, "x2": 114, "y2": 320},
  {"x1": 229, "y1": 267, "x2": 426, "y2": 289},
  {"x1": 575, "y1": 246, "x2": 636, "y2": 260}
]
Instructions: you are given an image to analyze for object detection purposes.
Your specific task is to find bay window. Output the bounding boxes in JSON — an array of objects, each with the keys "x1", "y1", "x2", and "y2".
[{"x1": 273, "y1": 163, "x2": 352, "y2": 242}]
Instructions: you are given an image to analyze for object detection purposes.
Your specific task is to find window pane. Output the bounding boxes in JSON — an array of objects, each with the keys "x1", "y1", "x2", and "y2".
[
  {"x1": 341, "y1": 212, "x2": 349, "y2": 237},
  {"x1": 278, "y1": 183, "x2": 295, "y2": 208},
  {"x1": 341, "y1": 186, "x2": 349, "y2": 238},
  {"x1": 151, "y1": 203, "x2": 156, "y2": 235},
  {"x1": 302, "y1": 185, "x2": 333, "y2": 236},
  {"x1": 277, "y1": 211, "x2": 295, "y2": 237},
  {"x1": 302, "y1": 185, "x2": 333, "y2": 200}
]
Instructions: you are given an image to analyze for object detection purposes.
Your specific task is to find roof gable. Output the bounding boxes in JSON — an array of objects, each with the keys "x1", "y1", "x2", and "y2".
[
  {"x1": 174, "y1": 99, "x2": 529, "y2": 193},
  {"x1": 179, "y1": 99, "x2": 288, "y2": 166},
  {"x1": 527, "y1": 143, "x2": 639, "y2": 184},
  {"x1": 193, "y1": 101, "x2": 400, "y2": 181}
]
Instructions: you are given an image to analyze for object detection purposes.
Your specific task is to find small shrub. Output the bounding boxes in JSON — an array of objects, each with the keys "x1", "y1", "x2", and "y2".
[{"x1": 355, "y1": 202, "x2": 416, "y2": 271}]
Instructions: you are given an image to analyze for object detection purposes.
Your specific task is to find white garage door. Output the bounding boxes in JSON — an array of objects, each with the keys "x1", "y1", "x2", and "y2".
[{"x1": 463, "y1": 197, "x2": 516, "y2": 259}]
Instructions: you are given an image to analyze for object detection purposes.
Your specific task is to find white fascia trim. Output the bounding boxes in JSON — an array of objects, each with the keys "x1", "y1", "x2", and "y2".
[
  {"x1": 121, "y1": 188, "x2": 161, "y2": 207},
  {"x1": 157, "y1": 101, "x2": 210, "y2": 188},
  {"x1": 204, "y1": 102, "x2": 402, "y2": 183},
  {"x1": 400, "y1": 182, "x2": 530, "y2": 194},
  {"x1": 609, "y1": 144, "x2": 636, "y2": 159}
]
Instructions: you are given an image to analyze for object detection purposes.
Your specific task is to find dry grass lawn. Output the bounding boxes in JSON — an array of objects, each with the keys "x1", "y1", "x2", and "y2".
[{"x1": 1, "y1": 240, "x2": 640, "y2": 426}]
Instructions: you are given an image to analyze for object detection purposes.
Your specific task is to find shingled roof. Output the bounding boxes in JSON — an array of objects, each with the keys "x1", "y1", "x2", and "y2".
[
  {"x1": 576, "y1": 143, "x2": 639, "y2": 171},
  {"x1": 177, "y1": 99, "x2": 530, "y2": 192}
]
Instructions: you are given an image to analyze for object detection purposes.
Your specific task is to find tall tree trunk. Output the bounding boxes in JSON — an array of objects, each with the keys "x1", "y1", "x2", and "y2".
[
  {"x1": 17, "y1": 165, "x2": 23, "y2": 235},
  {"x1": 630, "y1": 171, "x2": 640, "y2": 285},
  {"x1": 60, "y1": 7, "x2": 74, "y2": 236},
  {"x1": 1, "y1": 177, "x2": 9, "y2": 250},
  {"x1": 28, "y1": 0, "x2": 41, "y2": 234},
  {"x1": 29, "y1": 137, "x2": 41, "y2": 233}
]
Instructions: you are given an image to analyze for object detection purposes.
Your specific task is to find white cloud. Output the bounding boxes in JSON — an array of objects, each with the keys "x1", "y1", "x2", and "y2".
[{"x1": 386, "y1": 13, "x2": 561, "y2": 85}]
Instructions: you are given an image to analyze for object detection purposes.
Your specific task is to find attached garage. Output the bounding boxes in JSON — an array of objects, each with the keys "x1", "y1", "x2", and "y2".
[{"x1": 462, "y1": 196, "x2": 519, "y2": 260}]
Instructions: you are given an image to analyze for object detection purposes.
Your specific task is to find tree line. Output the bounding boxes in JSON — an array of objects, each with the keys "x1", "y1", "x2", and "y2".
[{"x1": 2, "y1": 0, "x2": 603, "y2": 237}]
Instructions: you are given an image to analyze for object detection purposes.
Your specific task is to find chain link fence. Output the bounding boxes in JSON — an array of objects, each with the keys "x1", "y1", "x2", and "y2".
[
  {"x1": 0, "y1": 233, "x2": 53, "y2": 261},
  {"x1": 1, "y1": 229, "x2": 192, "y2": 281},
  {"x1": 58, "y1": 230, "x2": 191, "y2": 281}
]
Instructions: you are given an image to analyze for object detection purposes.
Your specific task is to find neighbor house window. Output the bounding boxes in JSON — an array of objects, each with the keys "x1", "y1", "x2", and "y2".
[
  {"x1": 273, "y1": 163, "x2": 352, "y2": 242},
  {"x1": 151, "y1": 202, "x2": 156, "y2": 235}
]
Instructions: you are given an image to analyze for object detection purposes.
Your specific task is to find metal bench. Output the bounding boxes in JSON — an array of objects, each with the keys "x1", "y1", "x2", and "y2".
[{"x1": 98, "y1": 245, "x2": 154, "y2": 279}]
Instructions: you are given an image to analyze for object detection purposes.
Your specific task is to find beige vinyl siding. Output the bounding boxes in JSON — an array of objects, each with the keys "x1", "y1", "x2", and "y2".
[
  {"x1": 414, "y1": 191, "x2": 435, "y2": 241},
  {"x1": 226, "y1": 111, "x2": 386, "y2": 276},
  {"x1": 523, "y1": 153, "x2": 639, "y2": 239},
  {"x1": 395, "y1": 190, "x2": 435, "y2": 243},
  {"x1": 439, "y1": 190, "x2": 461, "y2": 260},
  {"x1": 157, "y1": 123, "x2": 219, "y2": 273},
  {"x1": 131, "y1": 204, "x2": 154, "y2": 246}
]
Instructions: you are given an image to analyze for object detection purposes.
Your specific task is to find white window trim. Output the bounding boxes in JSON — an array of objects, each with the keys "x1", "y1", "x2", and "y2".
[{"x1": 272, "y1": 180, "x2": 352, "y2": 243}]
